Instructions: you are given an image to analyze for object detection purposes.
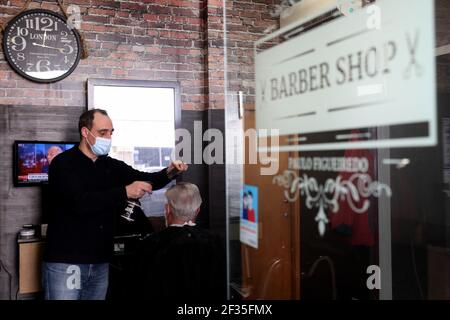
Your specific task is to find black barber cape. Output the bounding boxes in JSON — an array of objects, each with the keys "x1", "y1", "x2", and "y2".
[
  {"x1": 131, "y1": 225, "x2": 226, "y2": 300},
  {"x1": 44, "y1": 145, "x2": 172, "y2": 264}
]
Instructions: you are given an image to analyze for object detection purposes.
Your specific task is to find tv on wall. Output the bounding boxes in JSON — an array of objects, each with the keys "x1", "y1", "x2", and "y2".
[{"x1": 13, "y1": 140, "x2": 76, "y2": 186}]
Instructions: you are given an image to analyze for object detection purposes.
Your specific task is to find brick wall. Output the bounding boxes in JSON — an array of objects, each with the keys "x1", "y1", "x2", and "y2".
[
  {"x1": 436, "y1": 0, "x2": 450, "y2": 93},
  {"x1": 0, "y1": 0, "x2": 449, "y2": 106},
  {"x1": 224, "y1": 0, "x2": 278, "y2": 105},
  {"x1": 0, "y1": 0, "x2": 215, "y2": 109},
  {"x1": 436, "y1": 0, "x2": 450, "y2": 48}
]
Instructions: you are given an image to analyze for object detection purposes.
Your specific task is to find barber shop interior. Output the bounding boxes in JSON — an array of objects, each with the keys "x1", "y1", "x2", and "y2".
[{"x1": 0, "y1": 0, "x2": 449, "y2": 304}]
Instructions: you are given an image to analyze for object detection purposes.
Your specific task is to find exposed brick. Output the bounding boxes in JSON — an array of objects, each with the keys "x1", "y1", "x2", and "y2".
[
  {"x1": 41, "y1": 3, "x2": 60, "y2": 12},
  {"x1": 80, "y1": 22, "x2": 94, "y2": 31},
  {"x1": 165, "y1": 23, "x2": 184, "y2": 30},
  {"x1": 160, "y1": 63, "x2": 178, "y2": 70},
  {"x1": 117, "y1": 26, "x2": 134, "y2": 34},
  {"x1": 147, "y1": 22, "x2": 165, "y2": 29},
  {"x1": 170, "y1": 30, "x2": 193, "y2": 39},
  {"x1": 145, "y1": 46, "x2": 161, "y2": 54},
  {"x1": 183, "y1": 86, "x2": 205, "y2": 94},
  {"x1": 69, "y1": 0, "x2": 91, "y2": 5},
  {"x1": 112, "y1": 68, "x2": 127, "y2": 76},
  {"x1": 83, "y1": 15, "x2": 110, "y2": 24},
  {"x1": 86, "y1": 40, "x2": 102, "y2": 49},
  {"x1": 0, "y1": 71, "x2": 10, "y2": 80},
  {"x1": 91, "y1": 0, "x2": 121, "y2": 9},
  {"x1": 91, "y1": 24, "x2": 109, "y2": 33},
  {"x1": 148, "y1": 5, "x2": 172, "y2": 15},
  {"x1": 0, "y1": 0, "x2": 277, "y2": 110},
  {"x1": 143, "y1": 14, "x2": 159, "y2": 22},
  {"x1": 9, "y1": 0, "x2": 25, "y2": 7},
  {"x1": 147, "y1": 30, "x2": 159, "y2": 36},
  {"x1": 89, "y1": 49, "x2": 112, "y2": 58},
  {"x1": 127, "y1": 36, "x2": 155, "y2": 46},
  {"x1": 120, "y1": 2, "x2": 148, "y2": 12},
  {"x1": 158, "y1": 38, "x2": 192, "y2": 47},
  {"x1": 172, "y1": 7, "x2": 199, "y2": 17},
  {"x1": 0, "y1": 79, "x2": 15, "y2": 88},
  {"x1": 110, "y1": 52, "x2": 140, "y2": 60},
  {"x1": 133, "y1": 28, "x2": 147, "y2": 36},
  {"x1": 140, "y1": 0, "x2": 167, "y2": 3},
  {"x1": 88, "y1": 8, "x2": 115, "y2": 16},
  {"x1": 0, "y1": 6, "x2": 21, "y2": 14},
  {"x1": 6, "y1": 88, "x2": 24, "y2": 97},
  {"x1": 128, "y1": 69, "x2": 155, "y2": 78},
  {"x1": 167, "y1": 55, "x2": 186, "y2": 63},
  {"x1": 116, "y1": 11, "x2": 130, "y2": 18},
  {"x1": 161, "y1": 47, "x2": 190, "y2": 55},
  {"x1": 185, "y1": 56, "x2": 203, "y2": 64},
  {"x1": 168, "y1": 0, "x2": 198, "y2": 8},
  {"x1": 141, "y1": 54, "x2": 166, "y2": 62},
  {"x1": 100, "y1": 41, "x2": 117, "y2": 50},
  {"x1": 97, "y1": 33, "x2": 127, "y2": 43}
]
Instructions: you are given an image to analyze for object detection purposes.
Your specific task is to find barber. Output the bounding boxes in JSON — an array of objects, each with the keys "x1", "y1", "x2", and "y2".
[{"x1": 42, "y1": 108, "x2": 187, "y2": 300}]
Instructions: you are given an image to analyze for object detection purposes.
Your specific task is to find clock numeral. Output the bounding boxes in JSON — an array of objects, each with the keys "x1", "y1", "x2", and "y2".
[
  {"x1": 10, "y1": 35, "x2": 27, "y2": 51},
  {"x1": 16, "y1": 53, "x2": 25, "y2": 61},
  {"x1": 26, "y1": 17, "x2": 56, "y2": 31},
  {"x1": 36, "y1": 60, "x2": 51, "y2": 72},
  {"x1": 26, "y1": 63, "x2": 34, "y2": 72},
  {"x1": 64, "y1": 56, "x2": 69, "y2": 64},
  {"x1": 16, "y1": 27, "x2": 29, "y2": 37},
  {"x1": 61, "y1": 31, "x2": 68, "y2": 37},
  {"x1": 25, "y1": 19, "x2": 34, "y2": 29},
  {"x1": 61, "y1": 44, "x2": 74, "y2": 55},
  {"x1": 40, "y1": 17, "x2": 54, "y2": 32}
]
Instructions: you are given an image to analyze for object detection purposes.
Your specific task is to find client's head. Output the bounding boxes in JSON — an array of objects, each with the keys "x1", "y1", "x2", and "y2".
[{"x1": 164, "y1": 182, "x2": 202, "y2": 226}]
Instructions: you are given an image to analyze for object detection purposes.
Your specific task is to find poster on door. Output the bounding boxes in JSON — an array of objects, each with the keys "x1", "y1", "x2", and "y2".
[{"x1": 240, "y1": 185, "x2": 259, "y2": 249}]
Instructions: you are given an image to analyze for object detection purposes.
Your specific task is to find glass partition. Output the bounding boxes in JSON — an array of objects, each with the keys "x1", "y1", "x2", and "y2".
[{"x1": 224, "y1": 0, "x2": 450, "y2": 300}]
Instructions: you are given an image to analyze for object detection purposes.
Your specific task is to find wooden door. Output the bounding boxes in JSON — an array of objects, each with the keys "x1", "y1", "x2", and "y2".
[{"x1": 241, "y1": 108, "x2": 300, "y2": 299}]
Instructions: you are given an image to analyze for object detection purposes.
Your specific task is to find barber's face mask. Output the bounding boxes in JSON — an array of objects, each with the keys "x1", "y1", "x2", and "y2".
[{"x1": 87, "y1": 129, "x2": 111, "y2": 156}]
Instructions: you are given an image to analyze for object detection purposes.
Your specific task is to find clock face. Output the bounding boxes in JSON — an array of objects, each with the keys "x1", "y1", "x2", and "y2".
[{"x1": 2, "y1": 9, "x2": 81, "y2": 83}]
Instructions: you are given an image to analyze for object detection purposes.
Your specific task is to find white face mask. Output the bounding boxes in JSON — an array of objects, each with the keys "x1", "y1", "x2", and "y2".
[{"x1": 87, "y1": 129, "x2": 111, "y2": 156}]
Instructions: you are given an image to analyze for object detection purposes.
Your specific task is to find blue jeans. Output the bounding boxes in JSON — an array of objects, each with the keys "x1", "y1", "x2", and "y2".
[{"x1": 42, "y1": 262, "x2": 109, "y2": 300}]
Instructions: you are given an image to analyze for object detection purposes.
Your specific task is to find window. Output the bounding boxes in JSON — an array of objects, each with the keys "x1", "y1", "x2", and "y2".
[{"x1": 88, "y1": 79, "x2": 181, "y2": 216}]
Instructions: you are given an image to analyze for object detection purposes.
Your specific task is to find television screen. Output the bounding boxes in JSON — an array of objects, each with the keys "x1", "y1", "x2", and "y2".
[{"x1": 14, "y1": 141, "x2": 76, "y2": 186}]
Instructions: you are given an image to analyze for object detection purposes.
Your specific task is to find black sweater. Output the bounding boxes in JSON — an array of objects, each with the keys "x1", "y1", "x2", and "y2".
[{"x1": 43, "y1": 145, "x2": 172, "y2": 264}]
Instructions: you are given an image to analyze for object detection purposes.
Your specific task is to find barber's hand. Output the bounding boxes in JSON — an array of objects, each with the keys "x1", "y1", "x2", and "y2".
[
  {"x1": 125, "y1": 181, "x2": 152, "y2": 199},
  {"x1": 167, "y1": 160, "x2": 188, "y2": 176}
]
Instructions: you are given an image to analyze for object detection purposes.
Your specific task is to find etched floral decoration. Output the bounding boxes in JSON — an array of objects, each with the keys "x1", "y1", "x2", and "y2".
[{"x1": 273, "y1": 170, "x2": 392, "y2": 236}]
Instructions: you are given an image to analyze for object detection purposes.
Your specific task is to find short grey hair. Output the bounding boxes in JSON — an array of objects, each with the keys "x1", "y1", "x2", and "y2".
[{"x1": 165, "y1": 182, "x2": 202, "y2": 221}]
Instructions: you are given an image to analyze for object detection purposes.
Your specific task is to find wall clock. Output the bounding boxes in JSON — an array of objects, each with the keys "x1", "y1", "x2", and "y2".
[{"x1": 2, "y1": 9, "x2": 81, "y2": 83}]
